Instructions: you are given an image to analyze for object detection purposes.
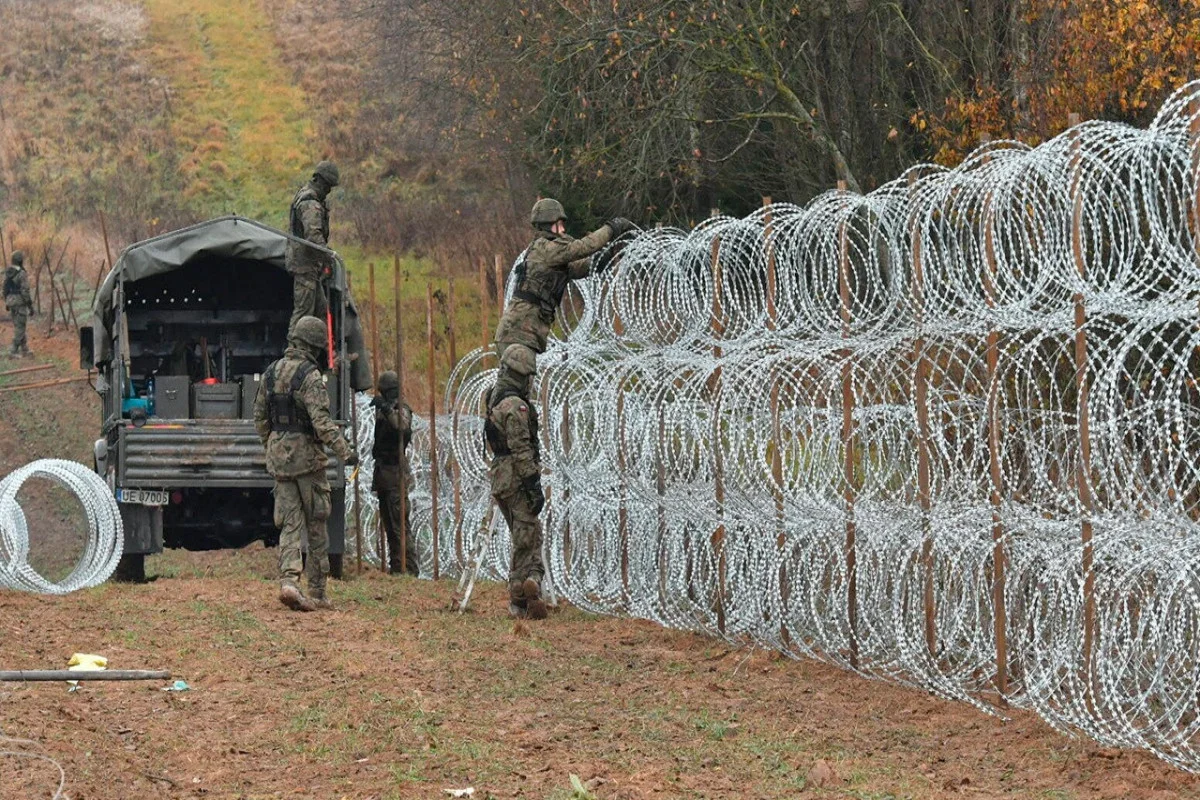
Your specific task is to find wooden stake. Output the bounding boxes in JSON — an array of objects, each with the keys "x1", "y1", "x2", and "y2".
[
  {"x1": 909, "y1": 170, "x2": 938, "y2": 662},
  {"x1": 1068, "y1": 112, "x2": 1097, "y2": 678},
  {"x1": 0, "y1": 377, "x2": 86, "y2": 393},
  {"x1": 479, "y1": 257, "x2": 491, "y2": 353},
  {"x1": 447, "y1": 278, "x2": 463, "y2": 563},
  {"x1": 837, "y1": 180, "x2": 858, "y2": 669},
  {"x1": 368, "y1": 263, "x2": 385, "y2": 571},
  {"x1": 395, "y1": 256, "x2": 409, "y2": 576},
  {"x1": 494, "y1": 254, "x2": 506, "y2": 314},
  {"x1": 347, "y1": 276, "x2": 364, "y2": 576},
  {"x1": 764, "y1": 196, "x2": 789, "y2": 642},
  {"x1": 427, "y1": 282, "x2": 440, "y2": 580},
  {"x1": 708, "y1": 207, "x2": 727, "y2": 635},
  {"x1": 99, "y1": 210, "x2": 115, "y2": 280},
  {"x1": 980, "y1": 134, "x2": 1008, "y2": 698}
]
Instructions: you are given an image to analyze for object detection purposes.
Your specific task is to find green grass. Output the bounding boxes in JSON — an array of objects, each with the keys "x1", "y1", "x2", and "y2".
[{"x1": 141, "y1": 0, "x2": 315, "y2": 223}]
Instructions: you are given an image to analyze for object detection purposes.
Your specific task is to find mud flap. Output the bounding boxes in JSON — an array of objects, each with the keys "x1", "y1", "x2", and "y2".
[{"x1": 120, "y1": 503, "x2": 164, "y2": 556}]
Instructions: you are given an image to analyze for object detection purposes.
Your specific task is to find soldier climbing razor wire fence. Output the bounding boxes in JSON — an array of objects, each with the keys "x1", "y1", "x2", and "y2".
[{"x1": 348, "y1": 81, "x2": 1200, "y2": 772}]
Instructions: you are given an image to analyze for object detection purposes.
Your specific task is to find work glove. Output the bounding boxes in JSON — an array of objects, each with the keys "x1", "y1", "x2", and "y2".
[
  {"x1": 344, "y1": 451, "x2": 359, "y2": 468},
  {"x1": 521, "y1": 472, "x2": 546, "y2": 515},
  {"x1": 607, "y1": 216, "x2": 636, "y2": 238}
]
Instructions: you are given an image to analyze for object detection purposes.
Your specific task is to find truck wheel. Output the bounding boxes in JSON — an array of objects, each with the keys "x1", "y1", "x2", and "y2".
[
  {"x1": 328, "y1": 553, "x2": 344, "y2": 580},
  {"x1": 112, "y1": 553, "x2": 146, "y2": 583}
]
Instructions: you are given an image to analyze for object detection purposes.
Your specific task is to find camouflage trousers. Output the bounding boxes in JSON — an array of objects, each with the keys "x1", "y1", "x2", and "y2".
[
  {"x1": 377, "y1": 487, "x2": 418, "y2": 575},
  {"x1": 494, "y1": 487, "x2": 544, "y2": 597},
  {"x1": 9, "y1": 308, "x2": 28, "y2": 355},
  {"x1": 289, "y1": 276, "x2": 328, "y2": 338},
  {"x1": 275, "y1": 471, "x2": 331, "y2": 598}
]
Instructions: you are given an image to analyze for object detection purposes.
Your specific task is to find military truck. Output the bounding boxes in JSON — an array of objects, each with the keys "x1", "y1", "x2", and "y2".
[{"x1": 81, "y1": 216, "x2": 371, "y2": 580}]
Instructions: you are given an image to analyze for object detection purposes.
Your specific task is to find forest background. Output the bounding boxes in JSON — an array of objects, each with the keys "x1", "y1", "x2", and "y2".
[{"x1": 0, "y1": 0, "x2": 1195, "y2": 398}]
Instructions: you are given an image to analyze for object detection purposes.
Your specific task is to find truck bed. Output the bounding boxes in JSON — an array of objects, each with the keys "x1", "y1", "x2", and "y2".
[{"x1": 118, "y1": 420, "x2": 345, "y2": 489}]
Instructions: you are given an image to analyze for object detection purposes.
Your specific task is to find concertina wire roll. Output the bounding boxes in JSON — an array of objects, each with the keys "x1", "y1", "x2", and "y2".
[{"x1": 348, "y1": 81, "x2": 1200, "y2": 772}]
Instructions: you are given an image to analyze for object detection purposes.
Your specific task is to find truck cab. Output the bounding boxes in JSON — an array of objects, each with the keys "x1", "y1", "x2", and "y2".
[{"x1": 81, "y1": 216, "x2": 371, "y2": 580}]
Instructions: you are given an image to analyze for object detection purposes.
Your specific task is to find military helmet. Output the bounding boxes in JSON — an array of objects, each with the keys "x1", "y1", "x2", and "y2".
[
  {"x1": 290, "y1": 315, "x2": 327, "y2": 350},
  {"x1": 530, "y1": 198, "x2": 566, "y2": 226},
  {"x1": 10, "y1": 250, "x2": 22, "y2": 266},
  {"x1": 500, "y1": 344, "x2": 537, "y2": 377},
  {"x1": 313, "y1": 160, "x2": 340, "y2": 187},
  {"x1": 377, "y1": 370, "x2": 400, "y2": 394}
]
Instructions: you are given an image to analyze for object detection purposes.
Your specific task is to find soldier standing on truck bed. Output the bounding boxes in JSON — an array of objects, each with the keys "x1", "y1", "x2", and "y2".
[
  {"x1": 254, "y1": 315, "x2": 357, "y2": 612},
  {"x1": 371, "y1": 370, "x2": 417, "y2": 576},
  {"x1": 287, "y1": 160, "x2": 339, "y2": 337},
  {"x1": 493, "y1": 198, "x2": 635, "y2": 358},
  {"x1": 484, "y1": 344, "x2": 548, "y2": 619},
  {"x1": 4, "y1": 250, "x2": 32, "y2": 358}
]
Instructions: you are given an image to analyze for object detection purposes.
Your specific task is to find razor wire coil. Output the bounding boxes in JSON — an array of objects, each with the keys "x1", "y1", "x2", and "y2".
[
  {"x1": 0, "y1": 459, "x2": 124, "y2": 594},
  {"x1": 353, "y1": 82, "x2": 1200, "y2": 772}
]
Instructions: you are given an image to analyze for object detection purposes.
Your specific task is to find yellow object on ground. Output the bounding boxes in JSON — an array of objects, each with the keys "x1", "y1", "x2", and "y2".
[{"x1": 65, "y1": 653, "x2": 107, "y2": 687}]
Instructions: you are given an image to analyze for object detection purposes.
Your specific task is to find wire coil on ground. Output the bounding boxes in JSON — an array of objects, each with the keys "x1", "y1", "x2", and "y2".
[{"x1": 0, "y1": 459, "x2": 123, "y2": 594}]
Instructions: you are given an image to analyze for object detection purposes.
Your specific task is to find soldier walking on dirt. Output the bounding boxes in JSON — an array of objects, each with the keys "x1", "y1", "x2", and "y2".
[
  {"x1": 484, "y1": 344, "x2": 548, "y2": 619},
  {"x1": 254, "y1": 315, "x2": 357, "y2": 612},
  {"x1": 287, "y1": 160, "x2": 339, "y2": 337},
  {"x1": 493, "y1": 198, "x2": 635, "y2": 358},
  {"x1": 371, "y1": 370, "x2": 417, "y2": 576},
  {"x1": 4, "y1": 250, "x2": 32, "y2": 358}
]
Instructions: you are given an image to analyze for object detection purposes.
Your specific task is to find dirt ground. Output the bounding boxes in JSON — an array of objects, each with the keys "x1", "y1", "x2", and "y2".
[{"x1": 1, "y1": 548, "x2": 1198, "y2": 800}]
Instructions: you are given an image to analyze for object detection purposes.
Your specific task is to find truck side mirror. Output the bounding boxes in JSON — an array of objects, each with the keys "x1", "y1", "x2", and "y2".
[{"x1": 79, "y1": 326, "x2": 94, "y2": 370}]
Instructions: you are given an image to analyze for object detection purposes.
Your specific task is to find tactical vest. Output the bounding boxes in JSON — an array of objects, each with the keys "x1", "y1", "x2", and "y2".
[
  {"x1": 511, "y1": 243, "x2": 568, "y2": 325},
  {"x1": 484, "y1": 386, "x2": 539, "y2": 461},
  {"x1": 264, "y1": 361, "x2": 317, "y2": 434},
  {"x1": 290, "y1": 185, "x2": 330, "y2": 243},
  {"x1": 3, "y1": 268, "x2": 19, "y2": 297},
  {"x1": 372, "y1": 402, "x2": 411, "y2": 466}
]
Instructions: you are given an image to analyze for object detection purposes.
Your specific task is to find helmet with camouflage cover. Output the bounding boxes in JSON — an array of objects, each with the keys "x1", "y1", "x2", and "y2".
[
  {"x1": 377, "y1": 370, "x2": 400, "y2": 395},
  {"x1": 290, "y1": 315, "x2": 327, "y2": 350},
  {"x1": 530, "y1": 198, "x2": 566, "y2": 226},
  {"x1": 10, "y1": 250, "x2": 23, "y2": 266},
  {"x1": 313, "y1": 160, "x2": 340, "y2": 187},
  {"x1": 500, "y1": 344, "x2": 537, "y2": 377}
]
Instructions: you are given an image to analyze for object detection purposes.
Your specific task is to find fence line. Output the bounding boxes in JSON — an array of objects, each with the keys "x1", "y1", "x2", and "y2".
[{"x1": 349, "y1": 82, "x2": 1200, "y2": 772}]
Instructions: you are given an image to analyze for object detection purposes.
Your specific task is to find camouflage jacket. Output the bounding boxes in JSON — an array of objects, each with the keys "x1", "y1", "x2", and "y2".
[
  {"x1": 371, "y1": 398, "x2": 414, "y2": 492},
  {"x1": 253, "y1": 346, "x2": 351, "y2": 478},
  {"x1": 493, "y1": 224, "x2": 613, "y2": 353},
  {"x1": 286, "y1": 182, "x2": 331, "y2": 280},
  {"x1": 4, "y1": 266, "x2": 31, "y2": 310},
  {"x1": 485, "y1": 388, "x2": 540, "y2": 494}
]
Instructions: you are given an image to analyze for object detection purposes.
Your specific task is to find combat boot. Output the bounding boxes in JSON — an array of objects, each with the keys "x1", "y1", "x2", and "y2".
[
  {"x1": 279, "y1": 584, "x2": 317, "y2": 612},
  {"x1": 508, "y1": 582, "x2": 528, "y2": 618},
  {"x1": 309, "y1": 589, "x2": 334, "y2": 611},
  {"x1": 523, "y1": 578, "x2": 547, "y2": 620}
]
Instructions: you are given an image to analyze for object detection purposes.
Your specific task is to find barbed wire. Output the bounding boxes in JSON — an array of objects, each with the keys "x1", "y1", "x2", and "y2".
[{"x1": 352, "y1": 82, "x2": 1200, "y2": 771}]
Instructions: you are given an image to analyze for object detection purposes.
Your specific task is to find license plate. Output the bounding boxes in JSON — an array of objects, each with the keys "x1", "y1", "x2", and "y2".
[{"x1": 117, "y1": 489, "x2": 169, "y2": 506}]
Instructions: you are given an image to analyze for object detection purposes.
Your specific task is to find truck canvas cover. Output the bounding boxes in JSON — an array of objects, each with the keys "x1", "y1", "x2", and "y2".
[{"x1": 91, "y1": 215, "x2": 371, "y2": 390}]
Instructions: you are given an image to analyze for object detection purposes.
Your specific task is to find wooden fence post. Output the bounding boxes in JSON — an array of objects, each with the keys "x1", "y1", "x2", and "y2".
[
  {"x1": 1068, "y1": 112, "x2": 1097, "y2": 679},
  {"x1": 909, "y1": 171, "x2": 939, "y2": 662},
  {"x1": 369, "y1": 263, "x2": 386, "y2": 571},
  {"x1": 349, "y1": 272, "x2": 365, "y2": 573},
  {"x1": 837, "y1": 181, "x2": 859, "y2": 669},
  {"x1": 479, "y1": 257, "x2": 491, "y2": 353},
  {"x1": 394, "y1": 256, "x2": 410, "y2": 576},
  {"x1": 427, "y1": 282, "x2": 440, "y2": 581},
  {"x1": 494, "y1": 254, "x2": 506, "y2": 314},
  {"x1": 764, "y1": 195, "x2": 790, "y2": 644},
  {"x1": 447, "y1": 278, "x2": 463, "y2": 564},
  {"x1": 708, "y1": 207, "x2": 727, "y2": 635},
  {"x1": 979, "y1": 134, "x2": 1009, "y2": 697}
]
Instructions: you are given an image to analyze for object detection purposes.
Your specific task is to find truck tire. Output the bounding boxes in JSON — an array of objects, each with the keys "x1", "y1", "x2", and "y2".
[
  {"x1": 328, "y1": 553, "x2": 344, "y2": 580},
  {"x1": 112, "y1": 553, "x2": 146, "y2": 583}
]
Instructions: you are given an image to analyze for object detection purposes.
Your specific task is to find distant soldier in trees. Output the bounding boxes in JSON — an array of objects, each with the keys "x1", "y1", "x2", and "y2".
[
  {"x1": 493, "y1": 198, "x2": 635, "y2": 357},
  {"x1": 4, "y1": 250, "x2": 32, "y2": 358},
  {"x1": 484, "y1": 344, "x2": 548, "y2": 619},
  {"x1": 254, "y1": 315, "x2": 357, "y2": 612},
  {"x1": 287, "y1": 160, "x2": 340, "y2": 337},
  {"x1": 371, "y1": 369, "x2": 417, "y2": 576}
]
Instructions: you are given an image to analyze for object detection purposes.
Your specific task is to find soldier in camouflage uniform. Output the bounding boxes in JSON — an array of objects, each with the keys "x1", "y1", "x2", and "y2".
[
  {"x1": 484, "y1": 344, "x2": 548, "y2": 619},
  {"x1": 494, "y1": 198, "x2": 635, "y2": 358},
  {"x1": 4, "y1": 250, "x2": 32, "y2": 357},
  {"x1": 287, "y1": 161, "x2": 340, "y2": 337},
  {"x1": 254, "y1": 315, "x2": 356, "y2": 612},
  {"x1": 371, "y1": 370, "x2": 417, "y2": 575}
]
